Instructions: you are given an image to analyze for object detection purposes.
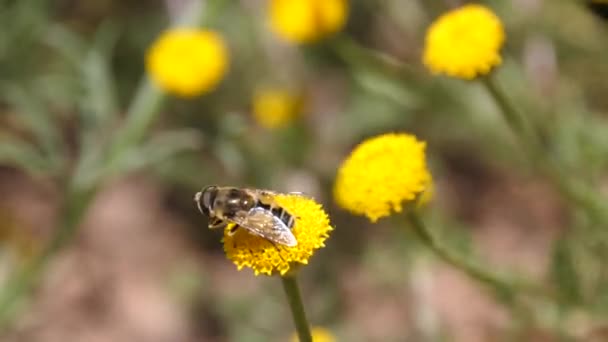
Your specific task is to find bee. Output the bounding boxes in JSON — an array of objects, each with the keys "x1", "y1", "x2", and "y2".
[{"x1": 194, "y1": 186, "x2": 298, "y2": 247}]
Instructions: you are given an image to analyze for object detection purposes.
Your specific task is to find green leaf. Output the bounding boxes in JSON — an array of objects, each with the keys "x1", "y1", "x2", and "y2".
[
  {"x1": 80, "y1": 22, "x2": 120, "y2": 129},
  {"x1": 44, "y1": 25, "x2": 87, "y2": 67},
  {"x1": 550, "y1": 237, "x2": 582, "y2": 306},
  {"x1": 0, "y1": 0, "x2": 49, "y2": 81},
  {"x1": 1, "y1": 85, "x2": 64, "y2": 170},
  {"x1": 104, "y1": 129, "x2": 203, "y2": 179},
  {"x1": 0, "y1": 134, "x2": 48, "y2": 176}
]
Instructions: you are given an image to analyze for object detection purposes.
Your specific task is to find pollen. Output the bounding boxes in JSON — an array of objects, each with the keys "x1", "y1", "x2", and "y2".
[
  {"x1": 222, "y1": 194, "x2": 333, "y2": 276},
  {"x1": 334, "y1": 133, "x2": 432, "y2": 222},
  {"x1": 423, "y1": 4, "x2": 505, "y2": 80}
]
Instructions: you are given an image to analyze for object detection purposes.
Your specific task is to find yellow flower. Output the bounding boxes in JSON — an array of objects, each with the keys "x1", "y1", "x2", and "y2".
[
  {"x1": 146, "y1": 28, "x2": 228, "y2": 97},
  {"x1": 223, "y1": 194, "x2": 333, "y2": 276},
  {"x1": 269, "y1": 0, "x2": 348, "y2": 44},
  {"x1": 423, "y1": 4, "x2": 505, "y2": 80},
  {"x1": 291, "y1": 327, "x2": 336, "y2": 342},
  {"x1": 334, "y1": 133, "x2": 432, "y2": 222},
  {"x1": 252, "y1": 88, "x2": 301, "y2": 129}
]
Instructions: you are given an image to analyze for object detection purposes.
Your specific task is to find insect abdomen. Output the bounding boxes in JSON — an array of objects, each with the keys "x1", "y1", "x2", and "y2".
[{"x1": 256, "y1": 201, "x2": 294, "y2": 228}]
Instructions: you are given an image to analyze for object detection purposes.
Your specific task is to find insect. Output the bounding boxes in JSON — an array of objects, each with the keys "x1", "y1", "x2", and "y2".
[{"x1": 194, "y1": 186, "x2": 298, "y2": 247}]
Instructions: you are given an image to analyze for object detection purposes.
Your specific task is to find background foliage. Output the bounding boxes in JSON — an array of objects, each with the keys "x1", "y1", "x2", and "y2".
[{"x1": 1, "y1": 0, "x2": 608, "y2": 341}]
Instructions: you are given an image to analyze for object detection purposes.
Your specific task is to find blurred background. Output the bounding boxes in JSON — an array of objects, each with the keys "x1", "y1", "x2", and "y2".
[{"x1": 1, "y1": 0, "x2": 608, "y2": 341}]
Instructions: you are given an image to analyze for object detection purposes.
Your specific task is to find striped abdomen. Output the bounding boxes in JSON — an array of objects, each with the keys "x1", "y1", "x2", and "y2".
[{"x1": 257, "y1": 201, "x2": 295, "y2": 229}]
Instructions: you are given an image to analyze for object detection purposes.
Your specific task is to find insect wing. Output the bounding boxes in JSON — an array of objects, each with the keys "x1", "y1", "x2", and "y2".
[
  {"x1": 244, "y1": 188, "x2": 279, "y2": 204},
  {"x1": 233, "y1": 207, "x2": 297, "y2": 247}
]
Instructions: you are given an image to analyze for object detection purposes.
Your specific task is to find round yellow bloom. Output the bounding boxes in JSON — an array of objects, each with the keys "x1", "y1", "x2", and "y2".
[
  {"x1": 291, "y1": 327, "x2": 336, "y2": 342},
  {"x1": 269, "y1": 0, "x2": 348, "y2": 44},
  {"x1": 146, "y1": 28, "x2": 228, "y2": 97},
  {"x1": 423, "y1": 4, "x2": 505, "y2": 80},
  {"x1": 252, "y1": 88, "x2": 301, "y2": 129},
  {"x1": 223, "y1": 194, "x2": 333, "y2": 276},
  {"x1": 334, "y1": 133, "x2": 432, "y2": 222}
]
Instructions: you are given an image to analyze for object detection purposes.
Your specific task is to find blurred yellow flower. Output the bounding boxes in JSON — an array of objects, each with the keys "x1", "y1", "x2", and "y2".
[
  {"x1": 223, "y1": 194, "x2": 333, "y2": 276},
  {"x1": 269, "y1": 0, "x2": 348, "y2": 44},
  {"x1": 291, "y1": 326, "x2": 336, "y2": 342},
  {"x1": 252, "y1": 88, "x2": 301, "y2": 129},
  {"x1": 423, "y1": 4, "x2": 505, "y2": 80},
  {"x1": 334, "y1": 133, "x2": 431, "y2": 222},
  {"x1": 146, "y1": 28, "x2": 228, "y2": 97}
]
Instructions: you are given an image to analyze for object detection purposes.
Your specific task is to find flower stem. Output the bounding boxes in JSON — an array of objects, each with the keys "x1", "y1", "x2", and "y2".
[
  {"x1": 481, "y1": 75, "x2": 539, "y2": 149},
  {"x1": 280, "y1": 275, "x2": 312, "y2": 342},
  {"x1": 106, "y1": 79, "x2": 165, "y2": 166},
  {"x1": 406, "y1": 211, "x2": 516, "y2": 302},
  {"x1": 481, "y1": 75, "x2": 608, "y2": 226}
]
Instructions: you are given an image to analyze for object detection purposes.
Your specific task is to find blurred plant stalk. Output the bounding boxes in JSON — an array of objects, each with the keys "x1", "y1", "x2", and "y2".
[
  {"x1": 0, "y1": 0, "x2": 211, "y2": 327},
  {"x1": 410, "y1": 211, "x2": 561, "y2": 294},
  {"x1": 481, "y1": 75, "x2": 608, "y2": 226},
  {"x1": 405, "y1": 211, "x2": 564, "y2": 332},
  {"x1": 281, "y1": 274, "x2": 313, "y2": 342},
  {"x1": 407, "y1": 212, "x2": 528, "y2": 301}
]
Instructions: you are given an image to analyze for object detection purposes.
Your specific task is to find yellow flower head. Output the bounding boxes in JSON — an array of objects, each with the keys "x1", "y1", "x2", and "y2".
[
  {"x1": 269, "y1": 0, "x2": 348, "y2": 44},
  {"x1": 252, "y1": 88, "x2": 302, "y2": 129},
  {"x1": 423, "y1": 4, "x2": 505, "y2": 80},
  {"x1": 223, "y1": 194, "x2": 333, "y2": 276},
  {"x1": 146, "y1": 28, "x2": 229, "y2": 97},
  {"x1": 291, "y1": 327, "x2": 336, "y2": 342},
  {"x1": 334, "y1": 133, "x2": 432, "y2": 222}
]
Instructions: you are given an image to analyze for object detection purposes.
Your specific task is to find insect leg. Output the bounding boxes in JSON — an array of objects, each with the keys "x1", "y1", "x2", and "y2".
[
  {"x1": 227, "y1": 224, "x2": 240, "y2": 236},
  {"x1": 208, "y1": 218, "x2": 228, "y2": 230}
]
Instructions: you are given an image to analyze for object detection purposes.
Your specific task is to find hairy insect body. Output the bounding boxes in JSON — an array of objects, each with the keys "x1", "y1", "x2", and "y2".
[{"x1": 194, "y1": 186, "x2": 298, "y2": 246}]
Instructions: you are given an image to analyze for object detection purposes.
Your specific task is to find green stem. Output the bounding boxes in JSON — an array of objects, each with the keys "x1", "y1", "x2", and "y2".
[
  {"x1": 106, "y1": 0, "x2": 226, "y2": 167},
  {"x1": 406, "y1": 211, "x2": 516, "y2": 302},
  {"x1": 544, "y1": 166, "x2": 608, "y2": 226},
  {"x1": 481, "y1": 75, "x2": 538, "y2": 148},
  {"x1": 481, "y1": 75, "x2": 608, "y2": 226},
  {"x1": 106, "y1": 78, "x2": 165, "y2": 166},
  {"x1": 280, "y1": 275, "x2": 312, "y2": 342}
]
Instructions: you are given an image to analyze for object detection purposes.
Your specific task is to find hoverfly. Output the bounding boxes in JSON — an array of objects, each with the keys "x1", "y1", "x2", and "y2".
[{"x1": 194, "y1": 186, "x2": 298, "y2": 247}]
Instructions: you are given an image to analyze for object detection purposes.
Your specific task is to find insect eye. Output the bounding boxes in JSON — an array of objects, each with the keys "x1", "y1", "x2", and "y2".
[
  {"x1": 202, "y1": 187, "x2": 217, "y2": 211},
  {"x1": 199, "y1": 202, "x2": 210, "y2": 216}
]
